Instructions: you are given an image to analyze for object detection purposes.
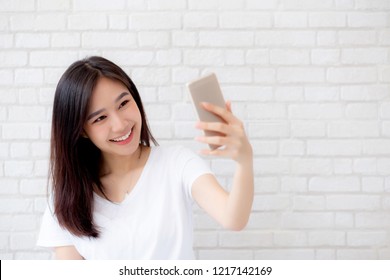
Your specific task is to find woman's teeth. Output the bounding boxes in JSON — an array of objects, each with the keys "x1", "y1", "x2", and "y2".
[{"x1": 111, "y1": 130, "x2": 131, "y2": 142}]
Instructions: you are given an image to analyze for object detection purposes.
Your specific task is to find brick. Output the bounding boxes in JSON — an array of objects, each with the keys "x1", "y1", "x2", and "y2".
[
  {"x1": 337, "y1": 249, "x2": 377, "y2": 260},
  {"x1": 293, "y1": 195, "x2": 325, "y2": 210},
  {"x1": 291, "y1": 159, "x2": 332, "y2": 175},
  {"x1": 275, "y1": 87, "x2": 304, "y2": 101},
  {"x1": 15, "y1": 33, "x2": 50, "y2": 48},
  {"x1": 8, "y1": 106, "x2": 46, "y2": 122},
  {"x1": 256, "y1": 31, "x2": 316, "y2": 47},
  {"x1": 317, "y1": 31, "x2": 337, "y2": 46},
  {"x1": 138, "y1": 31, "x2": 170, "y2": 47},
  {"x1": 326, "y1": 195, "x2": 381, "y2": 210},
  {"x1": 68, "y1": 14, "x2": 107, "y2": 30},
  {"x1": 280, "y1": 0, "x2": 333, "y2": 10},
  {"x1": 200, "y1": 31, "x2": 254, "y2": 47},
  {"x1": 289, "y1": 104, "x2": 343, "y2": 120},
  {"x1": 342, "y1": 48, "x2": 388, "y2": 65},
  {"x1": 353, "y1": 158, "x2": 377, "y2": 175},
  {"x1": 254, "y1": 68, "x2": 276, "y2": 84},
  {"x1": 252, "y1": 195, "x2": 290, "y2": 211},
  {"x1": 255, "y1": 249, "x2": 315, "y2": 260},
  {"x1": 281, "y1": 177, "x2": 308, "y2": 193},
  {"x1": 131, "y1": 68, "x2": 170, "y2": 86},
  {"x1": 82, "y1": 32, "x2": 137, "y2": 48},
  {"x1": 307, "y1": 140, "x2": 361, "y2": 156},
  {"x1": 130, "y1": 13, "x2": 181, "y2": 30},
  {"x1": 0, "y1": 198, "x2": 33, "y2": 213},
  {"x1": 247, "y1": 213, "x2": 280, "y2": 229},
  {"x1": 246, "y1": 0, "x2": 279, "y2": 9},
  {"x1": 193, "y1": 231, "x2": 218, "y2": 247},
  {"x1": 148, "y1": 0, "x2": 186, "y2": 10},
  {"x1": 248, "y1": 122, "x2": 289, "y2": 138},
  {"x1": 328, "y1": 121, "x2": 379, "y2": 138},
  {"x1": 253, "y1": 159, "x2": 289, "y2": 175},
  {"x1": 347, "y1": 231, "x2": 388, "y2": 247},
  {"x1": 0, "y1": 179, "x2": 18, "y2": 195},
  {"x1": 339, "y1": 30, "x2": 377, "y2": 46},
  {"x1": 311, "y1": 49, "x2": 340, "y2": 65},
  {"x1": 270, "y1": 49, "x2": 310, "y2": 65},
  {"x1": 335, "y1": 213, "x2": 354, "y2": 228},
  {"x1": 274, "y1": 12, "x2": 307, "y2": 28},
  {"x1": 172, "y1": 31, "x2": 196, "y2": 47},
  {"x1": 184, "y1": 49, "x2": 224, "y2": 66},
  {"x1": 219, "y1": 231, "x2": 273, "y2": 247},
  {"x1": 327, "y1": 67, "x2": 377, "y2": 84},
  {"x1": 108, "y1": 14, "x2": 128, "y2": 30},
  {"x1": 15, "y1": 69, "x2": 44, "y2": 85},
  {"x1": 247, "y1": 103, "x2": 286, "y2": 120},
  {"x1": 280, "y1": 140, "x2": 305, "y2": 156},
  {"x1": 35, "y1": 14, "x2": 67, "y2": 31},
  {"x1": 10, "y1": 234, "x2": 36, "y2": 250},
  {"x1": 251, "y1": 141, "x2": 278, "y2": 156},
  {"x1": 364, "y1": 140, "x2": 390, "y2": 155},
  {"x1": 37, "y1": 0, "x2": 70, "y2": 10},
  {"x1": 308, "y1": 231, "x2": 345, "y2": 246},
  {"x1": 341, "y1": 85, "x2": 389, "y2": 101},
  {"x1": 309, "y1": 12, "x2": 346, "y2": 27},
  {"x1": 246, "y1": 49, "x2": 269, "y2": 65},
  {"x1": 4, "y1": 161, "x2": 34, "y2": 177},
  {"x1": 3, "y1": 124, "x2": 40, "y2": 140},
  {"x1": 0, "y1": 0, "x2": 34, "y2": 11},
  {"x1": 184, "y1": 13, "x2": 218, "y2": 28},
  {"x1": 277, "y1": 67, "x2": 325, "y2": 83},
  {"x1": 51, "y1": 33, "x2": 80, "y2": 48},
  {"x1": 334, "y1": 159, "x2": 353, "y2": 175},
  {"x1": 20, "y1": 179, "x2": 47, "y2": 195},
  {"x1": 73, "y1": 0, "x2": 126, "y2": 11},
  {"x1": 0, "y1": 70, "x2": 13, "y2": 85},
  {"x1": 348, "y1": 12, "x2": 388, "y2": 27},
  {"x1": 225, "y1": 50, "x2": 245, "y2": 65},
  {"x1": 274, "y1": 231, "x2": 307, "y2": 247},
  {"x1": 282, "y1": 213, "x2": 333, "y2": 229},
  {"x1": 309, "y1": 177, "x2": 359, "y2": 192},
  {"x1": 356, "y1": 212, "x2": 390, "y2": 228},
  {"x1": 220, "y1": 12, "x2": 272, "y2": 28},
  {"x1": 103, "y1": 51, "x2": 154, "y2": 66},
  {"x1": 362, "y1": 177, "x2": 384, "y2": 193},
  {"x1": 10, "y1": 143, "x2": 30, "y2": 158},
  {"x1": 198, "y1": 250, "x2": 253, "y2": 260}
]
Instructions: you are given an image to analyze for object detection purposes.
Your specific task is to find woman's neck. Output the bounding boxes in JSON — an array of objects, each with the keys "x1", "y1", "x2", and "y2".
[{"x1": 100, "y1": 145, "x2": 144, "y2": 177}]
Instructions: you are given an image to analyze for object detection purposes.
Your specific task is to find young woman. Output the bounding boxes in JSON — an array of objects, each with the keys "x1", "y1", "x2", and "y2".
[{"x1": 37, "y1": 56, "x2": 254, "y2": 259}]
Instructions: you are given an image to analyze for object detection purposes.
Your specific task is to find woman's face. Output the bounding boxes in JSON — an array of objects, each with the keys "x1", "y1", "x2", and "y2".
[{"x1": 83, "y1": 77, "x2": 142, "y2": 158}]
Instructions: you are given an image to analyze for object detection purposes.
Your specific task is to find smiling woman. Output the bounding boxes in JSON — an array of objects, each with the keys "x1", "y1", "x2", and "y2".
[{"x1": 36, "y1": 56, "x2": 254, "y2": 260}]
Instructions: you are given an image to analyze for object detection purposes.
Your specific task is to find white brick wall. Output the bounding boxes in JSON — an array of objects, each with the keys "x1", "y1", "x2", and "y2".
[{"x1": 0, "y1": 0, "x2": 389, "y2": 260}]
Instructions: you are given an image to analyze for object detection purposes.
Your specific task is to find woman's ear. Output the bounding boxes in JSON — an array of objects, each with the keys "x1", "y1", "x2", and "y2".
[{"x1": 81, "y1": 130, "x2": 89, "y2": 138}]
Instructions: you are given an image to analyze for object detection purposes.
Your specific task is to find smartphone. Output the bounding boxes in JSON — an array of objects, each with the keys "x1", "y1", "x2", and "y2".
[{"x1": 187, "y1": 73, "x2": 226, "y2": 150}]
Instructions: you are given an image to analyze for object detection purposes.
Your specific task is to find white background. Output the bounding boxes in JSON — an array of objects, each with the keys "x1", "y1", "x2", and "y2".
[{"x1": 0, "y1": 0, "x2": 390, "y2": 259}]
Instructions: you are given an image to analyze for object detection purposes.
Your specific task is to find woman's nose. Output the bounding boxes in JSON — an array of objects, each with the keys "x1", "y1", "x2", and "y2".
[{"x1": 110, "y1": 113, "x2": 126, "y2": 132}]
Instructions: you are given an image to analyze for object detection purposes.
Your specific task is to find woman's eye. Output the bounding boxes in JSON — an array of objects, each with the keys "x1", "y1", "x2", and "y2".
[
  {"x1": 119, "y1": 100, "x2": 129, "y2": 109},
  {"x1": 93, "y1": 116, "x2": 106, "y2": 123}
]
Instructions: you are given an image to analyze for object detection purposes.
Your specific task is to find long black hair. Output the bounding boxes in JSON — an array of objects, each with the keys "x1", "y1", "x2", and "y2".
[{"x1": 50, "y1": 56, "x2": 157, "y2": 237}]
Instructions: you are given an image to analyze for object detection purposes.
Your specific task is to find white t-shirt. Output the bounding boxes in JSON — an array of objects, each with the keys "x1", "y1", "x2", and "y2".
[{"x1": 37, "y1": 146, "x2": 212, "y2": 260}]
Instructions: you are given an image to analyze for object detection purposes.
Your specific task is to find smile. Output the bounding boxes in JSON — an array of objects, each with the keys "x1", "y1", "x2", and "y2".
[{"x1": 110, "y1": 129, "x2": 132, "y2": 142}]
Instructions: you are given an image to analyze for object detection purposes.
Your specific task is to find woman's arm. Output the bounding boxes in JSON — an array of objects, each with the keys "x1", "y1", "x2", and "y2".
[
  {"x1": 192, "y1": 101, "x2": 254, "y2": 231},
  {"x1": 55, "y1": 246, "x2": 84, "y2": 260}
]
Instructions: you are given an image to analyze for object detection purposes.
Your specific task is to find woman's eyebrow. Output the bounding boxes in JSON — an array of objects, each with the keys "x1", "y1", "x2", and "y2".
[{"x1": 86, "y1": 92, "x2": 131, "y2": 121}]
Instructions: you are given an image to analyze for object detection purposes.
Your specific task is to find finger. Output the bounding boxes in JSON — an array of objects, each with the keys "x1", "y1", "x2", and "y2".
[
  {"x1": 225, "y1": 100, "x2": 232, "y2": 113},
  {"x1": 195, "y1": 121, "x2": 231, "y2": 134},
  {"x1": 199, "y1": 148, "x2": 230, "y2": 157},
  {"x1": 195, "y1": 135, "x2": 228, "y2": 147},
  {"x1": 201, "y1": 102, "x2": 240, "y2": 125}
]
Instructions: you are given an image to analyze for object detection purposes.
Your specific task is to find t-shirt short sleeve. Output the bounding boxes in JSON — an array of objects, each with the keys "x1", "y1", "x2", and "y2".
[
  {"x1": 36, "y1": 201, "x2": 73, "y2": 248},
  {"x1": 175, "y1": 146, "x2": 213, "y2": 200}
]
